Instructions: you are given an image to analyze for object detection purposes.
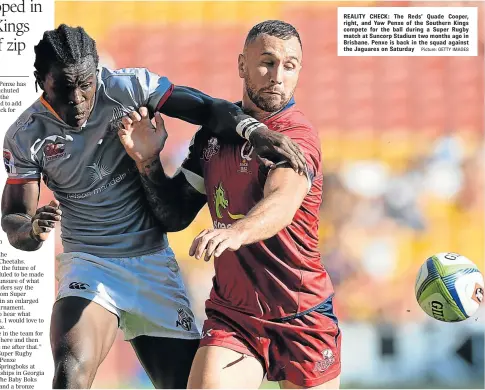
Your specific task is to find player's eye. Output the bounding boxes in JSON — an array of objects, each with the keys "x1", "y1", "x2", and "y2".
[
  {"x1": 285, "y1": 63, "x2": 296, "y2": 70},
  {"x1": 80, "y1": 83, "x2": 92, "y2": 90},
  {"x1": 56, "y1": 86, "x2": 72, "y2": 98},
  {"x1": 262, "y1": 61, "x2": 273, "y2": 66}
]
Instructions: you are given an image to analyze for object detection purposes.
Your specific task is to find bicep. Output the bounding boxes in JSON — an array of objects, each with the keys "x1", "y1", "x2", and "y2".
[
  {"x1": 263, "y1": 165, "x2": 308, "y2": 212},
  {"x1": 277, "y1": 126, "x2": 321, "y2": 183},
  {"x1": 1, "y1": 182, "x2": 40, "y2": 217}
]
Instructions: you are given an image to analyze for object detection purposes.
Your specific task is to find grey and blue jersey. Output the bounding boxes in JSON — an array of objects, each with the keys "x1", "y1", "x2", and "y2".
[{"x1": 4, "y1": 67, "x2": 173, "y2": 257}]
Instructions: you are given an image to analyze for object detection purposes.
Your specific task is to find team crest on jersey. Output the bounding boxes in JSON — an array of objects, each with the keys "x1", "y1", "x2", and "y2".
[
  {"x1": 202, "y1": 137, "x2": 220, "y2": 161},
  {"x1": 313, "y1": 349, "x2": 335, "y2": 373},
  {"x1": 3, "y1": 149, "x2": 16, "y2": 174},
  {"x1": 176, "y1": 308, "x2": 194, "y2": 331},
  {"x1": 44, "y1": 142, "x2": 66, "y2": 162},
  {"x1": 31, "y1": 135, "x2": 73, "y2": 163},
  {"x1": 238, "y1": 141, "x2": 254, "y2": 174},
  {"x1": 472, "y1": 283, "x2": 484, "y2": 304}
]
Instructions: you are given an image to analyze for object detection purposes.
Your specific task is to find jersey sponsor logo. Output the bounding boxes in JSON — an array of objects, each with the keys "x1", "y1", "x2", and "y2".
[
  {"x1": 214, "y1": 182, "x2": 245, "y2": 220},
  {"x1": 65, "y1": 165, "x2": 137, "y2": 200},
  {"x1": 30, "y1": 135, "x2": 73, "y2": 163},
  {"x1": 313, "y1": 348, "x2": 335, "y2": 373},
  {"x1": 3, "y1": 149, "x2": 16, "y2": 174},
  {"x1": 202, "y1": 137, "x2": 220, "y2": 161},
  {"x1": 213, "y1": 221, "x2": 232, "y2": 229},
  {"x1": 176, "y1": 308, "x2": 194, "y2": 331},
  {"x1": 238, "y1": 141, "x2": 254, "y2": 174},
  {"x1": 87, "y1": 156, "x2": 113, "y2": 185},
  {"x1": 472, "y1": 283, "x2": 483, "y2": 304}
]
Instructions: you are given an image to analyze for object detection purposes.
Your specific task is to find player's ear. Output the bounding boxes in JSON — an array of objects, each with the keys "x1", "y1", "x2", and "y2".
[{"x1": 238, "y1": 54, "x2": 245, "y2": 79}]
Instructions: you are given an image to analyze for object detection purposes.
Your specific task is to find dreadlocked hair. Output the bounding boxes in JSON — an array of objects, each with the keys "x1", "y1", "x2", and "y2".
[{"x1": 34, "y1": 24, "x2": 99, "y2": 80}]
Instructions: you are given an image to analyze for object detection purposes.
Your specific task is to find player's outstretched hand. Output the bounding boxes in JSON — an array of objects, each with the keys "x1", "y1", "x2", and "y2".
[
  {"x1": 118, "y1": 107, "x2": 168, "y2": 164},
  {"x1": 189, "y1": 228, "x2": 243, "y2": 262},
  {"x1": 249, "y1": 127, "x2": 307, "y2": 175},
  {"x1": 31, "y1": 199, "x2": 62, "y2": 241}
]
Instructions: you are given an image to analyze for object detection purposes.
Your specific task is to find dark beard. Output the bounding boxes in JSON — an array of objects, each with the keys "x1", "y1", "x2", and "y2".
[{"x1": 245, "y1": 78, "x2": 291, "y2": 113}]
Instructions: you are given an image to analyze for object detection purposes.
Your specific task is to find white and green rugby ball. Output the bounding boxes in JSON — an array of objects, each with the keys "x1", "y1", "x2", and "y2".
[{"x1": 415, "y1": 252, "x2": 484, "y2": 322}]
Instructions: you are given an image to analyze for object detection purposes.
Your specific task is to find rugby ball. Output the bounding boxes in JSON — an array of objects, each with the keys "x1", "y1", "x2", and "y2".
[{"x1": 415, "y1": 252, "x2": 484, "y2": 322}]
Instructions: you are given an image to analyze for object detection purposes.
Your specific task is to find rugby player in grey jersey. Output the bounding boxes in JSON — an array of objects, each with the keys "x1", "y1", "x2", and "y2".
[{"x1": 0, "y1": 25, "x2": 306, "y2": 389}]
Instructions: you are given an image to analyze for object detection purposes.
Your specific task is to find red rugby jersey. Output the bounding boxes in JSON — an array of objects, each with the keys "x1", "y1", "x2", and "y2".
[{"x1": 180, "y1": 102, "x2": 334, "y2": 319}]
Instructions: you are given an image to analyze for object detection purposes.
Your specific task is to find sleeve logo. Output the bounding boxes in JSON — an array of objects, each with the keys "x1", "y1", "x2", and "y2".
[{"x1": 3, "y1": 149, "x2": 16, "y2": 174}]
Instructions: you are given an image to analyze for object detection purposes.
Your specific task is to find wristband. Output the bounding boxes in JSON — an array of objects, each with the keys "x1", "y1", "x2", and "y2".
[
  {"x1": 244, "y1": 123, "x2": 264, "y2": 140},
  {"x1": 236, "y1": 118, "x2": 266, "y2": 140}
]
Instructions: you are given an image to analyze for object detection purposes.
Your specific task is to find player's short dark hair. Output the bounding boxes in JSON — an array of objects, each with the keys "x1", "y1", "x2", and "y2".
[
  {"x1": 34, "y1": 24, "x2": 99, "y2": 80},
  {"x1": 244, "y1": 20, "x2": 302, "y2": 49}
]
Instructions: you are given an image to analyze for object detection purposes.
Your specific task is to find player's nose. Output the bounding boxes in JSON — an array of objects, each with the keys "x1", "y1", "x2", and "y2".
[
  {"x1": 270, "y1": 65, "x2": 284, "y2": 85},
  {"x1": 68, "y1": 88, "x2": 85, "y2": 105}
]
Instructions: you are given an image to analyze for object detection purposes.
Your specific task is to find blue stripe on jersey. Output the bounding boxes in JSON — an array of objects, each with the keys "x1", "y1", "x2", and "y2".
[{"x1": 283, "y1": 96, "x2": 296, "y2": 111}]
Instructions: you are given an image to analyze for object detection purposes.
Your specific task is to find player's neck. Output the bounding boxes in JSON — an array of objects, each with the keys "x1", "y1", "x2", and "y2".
[{"x1": 241, "y1": 97, "x2": 271, "y2": 122}]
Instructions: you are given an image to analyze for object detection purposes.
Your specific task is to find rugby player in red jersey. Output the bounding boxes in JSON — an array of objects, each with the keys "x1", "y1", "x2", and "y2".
[
  {"x1": 119, "y1": 20, "x2": 341, "y2": 389},
  {"x1": 2, "y1": 24, "x2": 307, "y2": 390}
]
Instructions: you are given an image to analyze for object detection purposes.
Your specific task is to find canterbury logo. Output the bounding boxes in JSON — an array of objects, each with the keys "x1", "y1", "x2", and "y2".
[
  {"x1": 69, "y1": 282, "x2": 90, "y2": 290},
  {"x1": 30, "y1": 134, "x2": 73, "y2": 162}
]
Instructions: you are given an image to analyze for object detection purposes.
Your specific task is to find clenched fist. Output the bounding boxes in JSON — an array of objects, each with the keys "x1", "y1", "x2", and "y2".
[{"x1": 31, "y1": 199, "x2": 62, "y2": 241}]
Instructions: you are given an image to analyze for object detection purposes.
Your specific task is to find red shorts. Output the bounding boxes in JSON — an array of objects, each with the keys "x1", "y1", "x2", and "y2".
[{"x1": 200, "y1": 298, "x2": 341, "y2": 387}]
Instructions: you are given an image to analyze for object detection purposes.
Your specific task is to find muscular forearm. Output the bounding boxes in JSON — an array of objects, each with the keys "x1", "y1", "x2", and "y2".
[
  {"x1": 1, "y1": 214, "x2": 42, "y2": 251},
  {"x1": 137, "y1": 158, "x2": 205, "y2": 232},
  {"x1": 160, "y1": 87, "x2": 263, "y2": 142},
  {"x1": 229, "y1": 192, "x2": 294, "y2": 246}
]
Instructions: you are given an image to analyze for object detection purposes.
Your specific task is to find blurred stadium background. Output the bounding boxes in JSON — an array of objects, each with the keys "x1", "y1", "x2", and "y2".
[{"x1": 49, "y1": 0, "x2": 485, "y2": 388}]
